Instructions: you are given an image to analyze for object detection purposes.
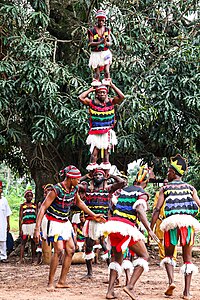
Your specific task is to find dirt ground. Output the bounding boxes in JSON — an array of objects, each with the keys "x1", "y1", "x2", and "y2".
[{"x1": 0, "y1": 247, "x2": 200, "y2": 300}]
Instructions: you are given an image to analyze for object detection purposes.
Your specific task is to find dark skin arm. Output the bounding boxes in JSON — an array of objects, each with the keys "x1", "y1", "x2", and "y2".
[
  {"x1": 19, "y1": 204, "x2": 23, "y2": 236},
  {"x1": 135, "y1": 195, "x2": 159, "y2": 243},
  {"x1": 78, "y1": 87, "x2": 95, "y2": 105},
  {"x1": 150, "y1": 187, "x2": 165, "y2": 231},
  {"x1": 108, "y1": 175, "x2": 126, "y2": 194},
  {"x1": 110, "y1": 81, "x2": 125, "y2": 104}
]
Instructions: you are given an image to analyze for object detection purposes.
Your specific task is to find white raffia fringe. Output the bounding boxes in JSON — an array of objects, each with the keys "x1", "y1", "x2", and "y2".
[
  {"x1": 86, "y1": 129, "x2": 117, "y2": 153},
  {"x1": 22, "y1": 223, "x2": 36, "y2": 238},
  {"x1": 112, "y1": 194, "x2": 118, "y2": 205},
  {"x1": 109, "y1": 262, "x2": 122, "y2": 279},
  {"x1": 122, "y1": 260, "x2": 134, "y2": 274},
  {"x1": 71, "y1": 213, "x2": 80, "y2": 224},
  {"x1": 83, "y1": 251, "x2": 95, "y2": 260},
  {"x1": 160, "y1": 214, "x2": 200, "y2": 232},
  {"x1": 89, "y1": 49, "x2": 112, "y2": 69},
  {"x1": 100, "y1": 162, "x2": 111, "y2": 170},
  {"x1": 41, "y1": 215, "x2": 74, "y2": 241},
  {"x1": 160, "y1": 257, "x2": 176, "y2": 268},
  {"x1": 82, "y1": 220, "x2": 103, "y2": 240},
  {"x1": 100, "y1": 220, "x2": 145, "y2": 242},
  {"x1": 132, "y1": 199, "x2": 147, "y2": 211},
  {"x1": 101, "y1": 252, "x2": 109, "y2": 260},
  {"x1": 180, "y1": 263, "x2": 198, "y2": 275},
  {"x1": 36, "y1": 247, "x2": 42, "y2": 253},
  {"x1": 93, "y1": 244, "x2": 102, "y2": 250},
  {"x1": 133, "y1": 258, "x2": 149, "y2": 272}
]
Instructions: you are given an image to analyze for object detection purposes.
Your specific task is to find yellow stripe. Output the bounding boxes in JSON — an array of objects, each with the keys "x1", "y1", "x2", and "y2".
[
  {"x1": 90, "y1": 108, "x2": 114, "y2": 115},
  {"x1": 50, "y1": 206, "x2": 68, "y2": 216},
  {"x1": 113, "y1": 209, "x2": 137, "y2": 221}
]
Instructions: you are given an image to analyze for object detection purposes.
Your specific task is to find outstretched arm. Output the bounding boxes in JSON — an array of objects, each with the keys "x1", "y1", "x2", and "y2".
[
  {"x1": 78, "y1": 87, "x2": 95, "y2": 105},
  {"x1": 110, "y1": 81, "x2": 125, "y2": 104}
]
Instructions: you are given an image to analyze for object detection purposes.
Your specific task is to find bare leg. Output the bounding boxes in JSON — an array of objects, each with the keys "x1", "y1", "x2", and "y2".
[
  {"x1": 56, "y1": 237, "x2": 75, "y2": 288},
  {"x1": 20, "y1": 237, "x2": 27, "y2": 263},
  {"x1": 47, "y1": 241, "x2": 63, "y2": 290},
  {"x1": 182, "y1": 245, "x2": 193, "y2": 298},
  {"x1": 93, "y1": 67, "x2": 100, "y2": 81},
  {"x1": 90, "y1": 147, "x2": 99, "y2": 164},
  {"x1": 123, "y1": 240, "x2": 149, "y2": 300},
  {"x1": 30, "y1": 239, "x2": 36, "y2": 263},
  {"x1": 106, "y1": 247, "x2": 123, "y2": 299},
  {"x1": 164, "y1": 244, "x2": 176, "y2": 296},
  {"x1": 104, "y1": 64, "x2": 110, "y2": 79},
  {"x1": 82, "y1": 237, "x2": 95, "y2": 278}
]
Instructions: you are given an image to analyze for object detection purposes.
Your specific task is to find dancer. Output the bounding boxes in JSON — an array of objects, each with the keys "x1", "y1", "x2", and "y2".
[
  {"x1": 88, "y1": 9, "x2": 112, "y2": 86},
  {"x1": 34, "y1": 165, "x2": 105, "y2": 291},
  {"x1": 101, "y1": 166, "x2": 159, "y2": 299},
  {"x1": 78, "y1": 83, "x2": 124, "y2": 172},
  {"x1": 19, "y1": 189, "x2": 37, "y2": 263},
  {"x1": 80, "y1": 168, "x2": 126, "y2": 279},
  {"x1": 151, "y1": 154, "x2": 200, "y2": 299},
  {"x1": 152, "y1": 179, "x2": 177, "y2": 262}
]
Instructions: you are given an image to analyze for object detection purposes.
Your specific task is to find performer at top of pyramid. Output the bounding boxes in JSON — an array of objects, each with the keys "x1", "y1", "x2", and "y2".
[{"x1": 88, "y1": 9, "x2": 112, "y2": 87}]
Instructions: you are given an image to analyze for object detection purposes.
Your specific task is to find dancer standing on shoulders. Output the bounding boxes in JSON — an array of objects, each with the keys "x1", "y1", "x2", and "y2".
[
  {"x1": 78, "y1": 83, "x2": 124, "y2": 173},
  {"x1": 88, "y1": 9, "x2": 112, "y2": 86}
]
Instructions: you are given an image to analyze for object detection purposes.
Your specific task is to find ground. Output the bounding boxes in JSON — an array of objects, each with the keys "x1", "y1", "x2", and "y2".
[{"x1": 0, "y1": 248, "x2": 200, "y2": 300}]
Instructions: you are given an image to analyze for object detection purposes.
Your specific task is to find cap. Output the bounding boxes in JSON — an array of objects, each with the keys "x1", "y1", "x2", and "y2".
[
  {"x1": 96, "y1": 9, "x2": 106, "y2": 19},
  {"x1": 95, "y1": 85, "x2": 108, "y2": 93},
  {"x1": 170, "y1": 154, "x2": 187, "y2": 176},
  {"x1": 60, "y1": 165, "x2": 81, "y2": 179},
  {"x1": 24, "y1": 190, "x2": 33, "y2": 198},
  {"x1": 93, "y1": 168, "x2": 106, "y2": 176}
]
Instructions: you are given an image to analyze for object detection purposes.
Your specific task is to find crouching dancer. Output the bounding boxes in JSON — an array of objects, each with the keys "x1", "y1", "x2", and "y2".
[
  {"x1": 101, "y1": 166, "x2": 159, "y2": 299},
  {"x1": 34, "y1": 165, "x2": 105, "y2": 291}
]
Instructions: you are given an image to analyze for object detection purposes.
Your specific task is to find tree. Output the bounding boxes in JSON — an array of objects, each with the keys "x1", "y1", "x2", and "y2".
[{"x1": 0, "y1": 0, "x2": 199, "y2": 200}]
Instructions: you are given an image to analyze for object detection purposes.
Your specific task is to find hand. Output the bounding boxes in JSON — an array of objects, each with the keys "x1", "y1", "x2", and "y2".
[
  {"x1": 148, "y1": 229, "x2": 160, "y2": 244},
  {"x1": 33, "y1": 228, "x2": 40, "y2": 244},
  {"x1": 93, "y1": 214, "x2": 106, "y2": 223}
]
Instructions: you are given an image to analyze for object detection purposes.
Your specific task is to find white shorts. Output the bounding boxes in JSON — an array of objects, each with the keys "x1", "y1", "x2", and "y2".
[{"x1": 89, "y1": 49, "x2": 112, "y2": 70}]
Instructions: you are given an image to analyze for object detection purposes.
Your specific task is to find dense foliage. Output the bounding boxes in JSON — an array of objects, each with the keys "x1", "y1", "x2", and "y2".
[{"x1": 0, "y1": 0, "x2": 199, "y2": 199}]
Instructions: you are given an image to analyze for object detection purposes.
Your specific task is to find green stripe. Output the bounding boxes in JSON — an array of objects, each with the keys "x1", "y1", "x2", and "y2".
[
  {"x1": 92, "y1": 115, "x2": 114, "y2": 121},
  {"x1": 118, "y1": 197, "x2": 137, "y2": 203},
  {"x1": 165, "y1": 209, "x2": 198, "y2": 216}
]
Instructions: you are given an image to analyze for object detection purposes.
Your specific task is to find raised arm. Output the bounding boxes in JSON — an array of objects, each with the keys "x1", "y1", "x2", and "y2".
[
  {"x1": 109, "y1": 175, "x2": 126, "y2": 194},
  {"x1": 110, "y1": 81, "x2": 125, "y2": 105},
  {"x1": 78, "y1": 87, "x2": 95, "y2": 105}
]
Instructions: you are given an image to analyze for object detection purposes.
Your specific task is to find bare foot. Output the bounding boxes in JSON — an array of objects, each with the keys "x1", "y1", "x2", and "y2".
[
  {"x1": 81, "y1": 274, "x2": 93, "y2": 280},
  {"x1": 164, "y1": 283, "x2": 176, "y2": 296},
  {"x1": 123, "y1": 287, "x2": 138, "y2": 300},
  {"x1": 55, "y1": 283, "x2": 71, "y2": 288},
  {"x1": 106, "y1": 291, "x2": 118, "y2": 299},
  {"x1": 46, "y1": 284, "x2": 55, "y2": 292}
]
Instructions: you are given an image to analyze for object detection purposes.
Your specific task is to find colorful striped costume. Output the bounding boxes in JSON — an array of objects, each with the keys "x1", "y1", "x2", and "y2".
[
  {"x1": 43, "y1": 183, "x2": 78, "y2": 243},
  {"x1": 88, "y1": 99, "x2": 115, "y2": 135},
  {"x1": 101, "y1": 186, "x2": 148, "y2": 255},
  {"x1": 46, "y1": 183, "x2": 78, "y2": 222},
  {"x1": 88, "y1": 26, "x2": 110, "y2": 52},
  {"x1": 160, "y1": 181, "x2": 200, "y2": 247},
  {"x1": 84, "y1": 187, "x2": 111, "y2": 217},
  {"x1": 86, "y1": 99, "x2": 117, "y2": 154},
  {"x1": 22, "y1": 203, "x2": 37, "y2": 225},
  {"x1": 21, "y1": 202, "x2": 37, "y2": 239}
]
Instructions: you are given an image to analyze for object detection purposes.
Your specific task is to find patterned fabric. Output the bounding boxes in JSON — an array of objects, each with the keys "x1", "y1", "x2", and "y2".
[
  {"x1": 88, "y1": 26, "x2": 110, "y2": 52},
  {"x1": 46, "y1": 183, "x2": 78, "y2": 222},
  {"x1": 22, "y1": 203, "x2": 37, "y2": 225},
  {"x1": 84, "y1": 188, "x2": 111, "y2": 217},
  {"x1": 88, "y1": 99, "x2": 115, "y2": 135},
  {"x1": 163, "y1": 181, "x2": 198, "y2": 218},
  {"x1": 113, "y1": 186, "x2": 148, "y2": 225},
  {"x1": 164, "y1": 226, "x2": 195, "y2": 247}
]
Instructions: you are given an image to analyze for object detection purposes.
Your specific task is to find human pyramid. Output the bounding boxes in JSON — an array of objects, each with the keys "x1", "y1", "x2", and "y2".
[{"x1": 32, "y1": 9, "x2": 200, "y2": 300}]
